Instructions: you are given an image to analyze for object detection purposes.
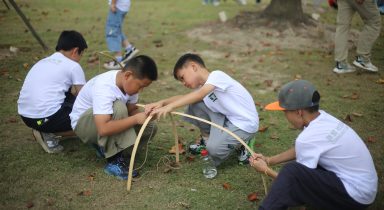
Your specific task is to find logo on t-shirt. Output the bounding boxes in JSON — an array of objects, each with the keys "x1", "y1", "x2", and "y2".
[{"x1": 208, "y1": 92, "x2": 217, "y2": 102}]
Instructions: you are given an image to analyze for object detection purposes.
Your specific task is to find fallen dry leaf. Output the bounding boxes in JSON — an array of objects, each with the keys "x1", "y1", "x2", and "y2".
[
  {"x1": 264, "y1": 80, "x2": 273, "y2": 87},
  {"x1": 168, "y1": 143, "x2": 185, "y2": 154},
  {"x1": 366, "y1": 136, "x2": 376, "y2": 143},
  {"x1": 223, "y1": 182, "x2": 231, "y2": 190},
  {"x1": 78, "y1": 190, "x2": 92, "y2": 196},
  {"x1": 247, "y1": 192, "x2": 258, "y2": 202},
  {"x1": 258, "y1": 126, "x2": 269, "y2": 132},
  {"x1": 342, "y1": 92, "x2": 359, "y2": 100},
  {"x1": 26, "y1": 201, "x2": 34, "y2": 208},
  {"x1": 270, "y1": 134, "x2": 279, "y2": 140},
  {"x1": 186, "y1": 155, "x2": 196, "y2": 162},
  {"x1": 376, "y1": 78, "x2": 384, "y2": 84},
  {"x1": 344, "y1": 114, "x2": 353, "y2": 122}
]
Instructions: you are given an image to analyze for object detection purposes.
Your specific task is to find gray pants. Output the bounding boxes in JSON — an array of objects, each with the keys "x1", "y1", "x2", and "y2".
[
  {"x1": 335, "y1": 0, "x2": 381, "y2": 62},
  {"x1": 184, "y1": 102, "x2": 255, "y2": 166},
  {"x1": 74, "y1": 100, "x2": 157, "y2": 158}
]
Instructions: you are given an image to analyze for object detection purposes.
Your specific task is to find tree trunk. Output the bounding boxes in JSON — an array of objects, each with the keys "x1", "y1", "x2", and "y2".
[{"x1": 261, "y1": 0, "x2": 309, "y2": 25}]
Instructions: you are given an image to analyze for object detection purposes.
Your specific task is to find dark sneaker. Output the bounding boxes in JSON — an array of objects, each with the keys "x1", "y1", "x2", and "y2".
[
  {"x1": 333, "y1": 61, "x2": 356, "y2": 74},
  {"x1": 189, "y1": 138, "x2": 206, "y2": 155},
  {"x1": 353, "y1": 56, "x2": 378, "y2": 72},
  {"x1": 121, "y1": 47, "x2": 139, "y2": 64},
  {"x1": 103, "y1": 60, "x2": 123, "y2": 70},
  {"x1": 238, "y1": 137, "x2": 256, "y2": 165},
  {"x1": 92, "y1": 144, "x2": 105, "y2": 158},
  {"x1": 238, "y1": 145, "x2": 250, "y2": 165},
  {"x1": 104, "y1": 157, "x2": 138, "y2": 180},
  {"x1": 32, "y1": 129, "x2": 63, "y2": 153}
]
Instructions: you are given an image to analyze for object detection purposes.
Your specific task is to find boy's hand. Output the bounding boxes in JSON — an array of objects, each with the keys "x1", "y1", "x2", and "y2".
[
  {"x1": 134, "y1": 112, "x2": 149, "y2": 124},
  {"x1": 249, "y1": 157, "x2": 268, "y2": 173},
  {"x1": 110, "y1": 4, "x2": 117, "y2": 13},
  {"x1": 151, "y1": 105, "x2": 173, "y2": 119},
  {"x1": 145, "y1": 101, "x2": 164, "y2": 115}
]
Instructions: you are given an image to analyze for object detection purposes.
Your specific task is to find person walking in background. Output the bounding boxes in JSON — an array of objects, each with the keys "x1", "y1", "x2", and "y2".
[
  {"x1": 104, "y1": 0, "x2": 139, "y2": 70},
  {"x1": 333, "y1": 0, "x2": 381, "y2": 74}
]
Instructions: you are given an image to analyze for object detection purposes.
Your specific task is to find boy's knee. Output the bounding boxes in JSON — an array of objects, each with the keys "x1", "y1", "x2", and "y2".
[{"x1": 112, "y1": 100, "x2": 128, "y2": 118}]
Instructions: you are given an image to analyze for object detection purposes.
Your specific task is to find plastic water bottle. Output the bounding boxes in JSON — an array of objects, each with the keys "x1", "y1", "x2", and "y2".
[{"x1": 201, "y1": 149, "x2": 217, "y2": 179}]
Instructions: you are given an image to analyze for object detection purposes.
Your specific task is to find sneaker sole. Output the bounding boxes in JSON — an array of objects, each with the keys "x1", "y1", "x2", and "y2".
[
  {"x1": 332, "y1": 67, "x2": 356, "y2": 74},
  {"x1": 352, "y1": 61, "x2": 378, "y2": 72},
  {"x1": 32, "y1": 129, "x2": 61, "y2": 153},
  {"x1": 103, "y1": 63, "x2": 123, "y2": 70},
  {"x1": 121, "y1": 49, "x2": 140, "y2": 64}
]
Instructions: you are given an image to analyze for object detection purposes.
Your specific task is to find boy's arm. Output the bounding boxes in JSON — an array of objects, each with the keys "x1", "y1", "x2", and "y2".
[
  {"x1": 94, "y1": 112, "x2": 147, "y2": 137},
  {"x1": 110, "y1": 0, "x2": 117, "y2": 12},
  {"x1": 152, "y1": 84, "x2": 215, "y2": 118},
  {"x1": 71, "y1": 85, "x2": 83, "y2": 96},
  {"x1": 267, "y1": 147, "x2": 296, "y2": 166}
]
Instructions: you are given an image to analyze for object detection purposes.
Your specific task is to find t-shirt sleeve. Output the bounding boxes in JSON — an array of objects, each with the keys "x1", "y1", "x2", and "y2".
[
  {"x1": 127, "y1": 93, "x2": 139, "y2": 104},
  {"x1": 92, "y1": 83, "x2": 115, "y2": 115},
  {"x1": 71, "y1": 63, "x2": 86, "y2": 85},
  {"x1": 205, "y1": 71, "x2": 231, "y2": 91},
  {"x1": 295, "y1": 137, "x2": 321, "y2": 169}
]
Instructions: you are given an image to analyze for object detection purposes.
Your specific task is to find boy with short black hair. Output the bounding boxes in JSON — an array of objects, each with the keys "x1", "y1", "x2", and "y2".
[
  {"x1": 70, "y1": 55, "x2": 158, "y2": 180},
  {"x1": 249, "y1": 80, "x2": 377, "y2": 209},
  {"x1": 146, "y1": 53, "x2": 259, "y2": 166},
  {"x1": 18, "y1": 30, "x2": 88, "y2": 154}
]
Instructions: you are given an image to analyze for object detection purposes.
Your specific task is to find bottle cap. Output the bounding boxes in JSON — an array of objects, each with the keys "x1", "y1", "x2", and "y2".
[{"x1": 201, "y1": 149, "x2": 208, "y2": 156}]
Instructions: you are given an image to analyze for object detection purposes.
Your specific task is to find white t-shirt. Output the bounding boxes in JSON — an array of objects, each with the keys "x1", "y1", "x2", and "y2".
[
  {"x1": 17, "y1": 52, "x2": 86, "y2": 118},
  {"x1": 108, "y1": 0, "x2": 130, "y2": 12},
  {"x1": 70, "y1": 70, "x2": 138, "y2": 129},
  {"x1": 203, "y1": 70, "x2": 259, "y2": 133},
  {"x1": 295, "y1": 110, "x2": 377, "y2": 205}
]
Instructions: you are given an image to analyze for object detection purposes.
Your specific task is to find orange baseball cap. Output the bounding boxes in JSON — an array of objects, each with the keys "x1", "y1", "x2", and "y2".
[{"x1": 265, "y1": 80, "x2": 319, "y2": 111}]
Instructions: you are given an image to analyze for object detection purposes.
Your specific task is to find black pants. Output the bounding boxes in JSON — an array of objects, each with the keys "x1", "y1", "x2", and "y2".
[
  {"x1": 259, "y1": 162, "x2": 369, "y2": 210},
  {"x1": 20, "y1": 91, "x2": 75, "y2": 133}
]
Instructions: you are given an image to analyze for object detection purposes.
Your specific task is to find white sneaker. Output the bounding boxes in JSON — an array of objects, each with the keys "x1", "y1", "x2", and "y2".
[
  {"x1": 32, "y1": 129, "x2": 63, "y2": 153},
  {"x1": 121, "y1": 47, "x2": 139, "y2": 64},
  {"x1": 333, "y1": 61, "x2": 356, "y2": 74},
  {"x1": 353, "y1": 56, "x2": 378, "y2": 72},
  {"x1": 103, "y1": 61, "x2": 123, "y2": 70}
]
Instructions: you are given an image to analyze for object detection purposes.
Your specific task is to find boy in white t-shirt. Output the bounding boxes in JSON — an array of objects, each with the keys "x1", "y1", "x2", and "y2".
[
  {"x1": 70, "y1": 55, "x2": 158, "y2": 180},
  {"x1": 249, "y1": 80, "x2": 377, "y2": 209},
  {"x1": 18, "y1": 30, "x2": 88, "y2": 154},
  {"x1": 103, "y1": 0, "x2": 139, "y2": 70},
  {"x1": 146, "y1": 53, "x2": 259, "y2": 166}
]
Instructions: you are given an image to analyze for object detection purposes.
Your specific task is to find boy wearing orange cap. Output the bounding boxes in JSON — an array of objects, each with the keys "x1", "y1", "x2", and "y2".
[{"x1": 249, "y1": 80, "x2": 377, "y2": 209}]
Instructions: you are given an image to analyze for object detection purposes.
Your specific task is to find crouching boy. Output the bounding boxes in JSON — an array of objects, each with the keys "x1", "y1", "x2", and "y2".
[{"x1": 70, "y1": 55, "x2": 158, "y2": 180}]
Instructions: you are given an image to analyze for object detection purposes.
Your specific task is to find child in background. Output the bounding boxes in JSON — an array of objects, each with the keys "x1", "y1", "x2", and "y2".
[
  {"x1": 18, "y1": 30, "x2": 88, "y2": 153},
  {"x1": 146, "y1": 53, "x2": 259, "y2": 166},
  {"x1": 104, "y1": 0, "x2": 139, "y2": 70},
  {"x1": 70, "y1": 55, "x2": 158, "y2": 180}
]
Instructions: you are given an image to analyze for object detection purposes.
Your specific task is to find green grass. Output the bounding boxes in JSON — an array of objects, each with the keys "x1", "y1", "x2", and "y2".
[{"x1": 0, "y1": 0, "x2": 383, "y2": 209}]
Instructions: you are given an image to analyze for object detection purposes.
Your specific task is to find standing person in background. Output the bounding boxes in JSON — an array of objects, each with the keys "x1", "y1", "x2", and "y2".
[
  {"x1": 18, "y1": 30, "x2": 88, "y2": 153},
  {"x1": 332, "y1": 0, "x2": 381, "y2": 74},
  {"x1": 104, "y1": 0, "x2": 139, "y2": 70}
]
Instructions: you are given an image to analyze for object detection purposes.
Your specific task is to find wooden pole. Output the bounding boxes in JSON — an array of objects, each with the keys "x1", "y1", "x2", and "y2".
[
  {"x1": 8, "y1": 0, "x2": 49, "y2": 51},
  {"x1": 170, "y1": 115, "x2": 180, "y2": 163}
]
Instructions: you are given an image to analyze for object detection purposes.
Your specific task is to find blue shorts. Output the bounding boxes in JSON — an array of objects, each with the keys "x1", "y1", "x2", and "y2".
[{"x1": 105, "y1": 8, "x2": 128, "y2": 52}]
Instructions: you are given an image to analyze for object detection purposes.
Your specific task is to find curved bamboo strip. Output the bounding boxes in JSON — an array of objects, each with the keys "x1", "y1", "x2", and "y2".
[{"x1": 127, "y1": 105, "x2": 267, "y2": 192}]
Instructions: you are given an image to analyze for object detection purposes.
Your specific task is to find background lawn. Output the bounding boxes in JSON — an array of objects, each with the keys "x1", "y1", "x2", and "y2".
[{"x1": 0, "y1": 0, "x2": 383, "y2": 209}]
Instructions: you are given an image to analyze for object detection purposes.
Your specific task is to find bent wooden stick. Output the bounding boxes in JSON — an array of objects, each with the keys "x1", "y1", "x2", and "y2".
[
  {"x1": 128, "y1": 105, "x2": 269, "y2": 193},
  {"x1": 127, "y1": 115, "x2": 153, "y2": 191}
]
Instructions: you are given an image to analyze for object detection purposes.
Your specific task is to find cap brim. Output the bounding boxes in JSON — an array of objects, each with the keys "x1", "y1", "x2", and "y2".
[{"x1": 265, "y1": 101, "x2": 285, "y2": 111}]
